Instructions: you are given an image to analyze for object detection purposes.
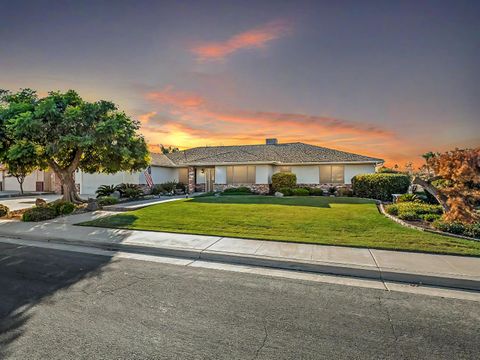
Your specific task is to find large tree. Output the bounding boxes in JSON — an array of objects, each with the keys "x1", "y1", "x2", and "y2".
[
  {"x1": 3, "y1": 142, "x2": 43, "y2": 194},
  {"x1": 0, "y1": 89, "x2": 149, "y2": 203},
  {"x1": 413, "y1": 148, "x2": 480, "y2": 223}
]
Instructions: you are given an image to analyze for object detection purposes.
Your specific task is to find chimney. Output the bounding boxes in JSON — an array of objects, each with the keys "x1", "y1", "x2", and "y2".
[{"x1": 266, "y1": 138, "x2": 278, "y2": 145}]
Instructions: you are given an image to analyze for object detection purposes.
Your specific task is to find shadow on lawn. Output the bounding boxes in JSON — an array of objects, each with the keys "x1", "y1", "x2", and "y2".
[
  {"x1": 80, "y1": 214, "x2": 139, "y2": 228},
  {"x1": 190, "y1": 195, "x2": 373, "y2": 208}
]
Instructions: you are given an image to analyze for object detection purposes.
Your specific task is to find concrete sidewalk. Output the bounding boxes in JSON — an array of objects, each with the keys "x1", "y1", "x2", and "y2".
[{"x1": 0, "y1": 211, "x2": 479, "y2": 291}]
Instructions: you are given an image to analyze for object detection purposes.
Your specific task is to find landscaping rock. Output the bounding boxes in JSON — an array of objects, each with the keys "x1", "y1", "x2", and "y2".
[
  {"x1": 35, "y1": 198, "x2": 47, "y2": 207},
  {"x1": 86, "y1": 199, "x2": 100, "y2": 211},
  {"x1": 275, "y1": 192, "x2": 284, "y2": 197}
]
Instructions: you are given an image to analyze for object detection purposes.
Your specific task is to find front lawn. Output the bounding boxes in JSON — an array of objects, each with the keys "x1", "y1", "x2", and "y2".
[{"x1": 80, "y1": 195, "x2": 480, "y2": 256}]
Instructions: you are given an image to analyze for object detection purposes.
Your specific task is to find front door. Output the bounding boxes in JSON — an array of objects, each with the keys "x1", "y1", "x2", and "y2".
[{"x1": 205, "y1": 168, "x2": 215, "y2": 192}]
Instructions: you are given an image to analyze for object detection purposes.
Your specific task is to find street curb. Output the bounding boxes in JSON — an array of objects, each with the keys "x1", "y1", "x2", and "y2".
[{"x1": 0, "y1": 231, "x2": 478, "y2": 291}]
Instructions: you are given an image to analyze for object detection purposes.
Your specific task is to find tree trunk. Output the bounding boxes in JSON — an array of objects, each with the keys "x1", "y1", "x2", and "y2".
[
  {"x1": 57, "y1": 170, "x2": 84, "y2": 204},
  {"x1": 19, "y1": 180, "x2": 24, "y2": 195},
  {"x1": 412, "y1": 176, "x2": 449, "y2": 212},
  {"x1": 16, "y1": 176, "x2": 25, "y2": 195}
]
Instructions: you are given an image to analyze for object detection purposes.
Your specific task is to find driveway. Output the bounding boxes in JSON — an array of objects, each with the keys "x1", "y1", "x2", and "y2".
[{"x1": 0, "y1": 194, "x2": 61, "y2": 211}]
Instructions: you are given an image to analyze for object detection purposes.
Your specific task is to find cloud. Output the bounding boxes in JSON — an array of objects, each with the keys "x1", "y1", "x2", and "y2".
[{"x1": 190, "y1": 19, "x2": 292, "y2": 61}]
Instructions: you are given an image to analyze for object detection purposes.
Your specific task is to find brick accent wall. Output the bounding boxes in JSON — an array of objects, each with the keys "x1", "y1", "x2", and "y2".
[{"x1": 188, "y1": 166, "x2": 195, "y2": 194}]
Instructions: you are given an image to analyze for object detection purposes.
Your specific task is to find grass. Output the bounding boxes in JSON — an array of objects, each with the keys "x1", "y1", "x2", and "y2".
[{"x1": 80, "y1": 195, "x2": 480, "y2": 256}]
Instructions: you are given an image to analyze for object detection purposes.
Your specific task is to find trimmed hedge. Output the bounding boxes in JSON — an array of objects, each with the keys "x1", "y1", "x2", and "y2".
[
  {"x1": 49, "y1": 200, "x2": 76, "y2": 216},
  {"x1": 433, "y1": 220, "x2": 480, "y2": 238},
  {"x1": 271, "y1": 172, "x2": 296, "y2": 192},
  {"x1": 291, "y1": 188, "x2": 309, "y2": 196},
  {"x1": 278, "y1": 187, "x2": 293, "y2": 196},
  {"x1": 308, "y1": 188, "x2": 324, "y2": 196},
  {"x1": 97, "y1": 196, "x2": 119, "y2": 206},
  {"x1": 0, "y1": 204, "x2": 9, "y2": 218},
  {"x1": 352, "y1": 173, "x2": 410, "y2": 201},
  {"x1": 223, "y1": 187, "x2": 252, "y2": 194},
  {"x1": 22, "y1": 207, "x2": 57, "y2": 222},
  {"x1": 385, "y1": 202, "x2": 443, "y2": 220}
]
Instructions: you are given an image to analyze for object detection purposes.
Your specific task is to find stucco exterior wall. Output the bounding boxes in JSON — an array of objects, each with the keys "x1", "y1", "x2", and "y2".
[
  {"x1": 344, "y1": 164, "x2": 375, "y2": 184},
  {"x1": 76, "y1": 171, "x2": 141, "y2": 195},
  {"x1": 139, "y1": 167, "x2": 178, "y2": 185},
  {"x1": 2, "y1": 170, "x2": 44, "y2": 192},
  {"x1": 255, "y1": 165, "x2": 273, "y2": 184}
]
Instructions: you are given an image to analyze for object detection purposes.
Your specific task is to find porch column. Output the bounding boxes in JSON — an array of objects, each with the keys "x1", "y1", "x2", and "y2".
[{"x1": 188, "y1": 166, "x2": 195, "y2": 193}]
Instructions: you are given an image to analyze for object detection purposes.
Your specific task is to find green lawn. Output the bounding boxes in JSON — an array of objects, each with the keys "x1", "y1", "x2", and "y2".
[{"x1": 80, "y1": 195, "x2": 480, "y2": 256}]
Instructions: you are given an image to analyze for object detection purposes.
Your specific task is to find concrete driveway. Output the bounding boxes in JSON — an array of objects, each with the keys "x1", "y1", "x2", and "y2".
[{"x1": 0, "y1": 194, "x2": 61, "y2": 211}]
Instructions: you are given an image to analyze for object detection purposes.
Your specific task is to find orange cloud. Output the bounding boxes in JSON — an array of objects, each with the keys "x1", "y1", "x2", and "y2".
[{"x1": 190, "y1": 19, "x2": 292, "y2": 61}]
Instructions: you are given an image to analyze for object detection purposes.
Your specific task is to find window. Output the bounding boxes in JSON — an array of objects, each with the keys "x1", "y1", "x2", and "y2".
[
  {"x1": 278, "y1": 166, "x2": 291, "y2": 173},
  {"x1": 319, "y1": 165, "x2": 344, "y2": 183},
  {"x1": 178, "y1": 168, "x2": 188, "y2": 184},
  {"x1": 226, "y1": 166, "x2": 256, "y2": 184}
]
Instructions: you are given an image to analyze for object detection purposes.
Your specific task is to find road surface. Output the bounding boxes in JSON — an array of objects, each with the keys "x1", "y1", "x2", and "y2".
[{"x1": 0, "y1": 242, "x2": 479, "y2": 359}]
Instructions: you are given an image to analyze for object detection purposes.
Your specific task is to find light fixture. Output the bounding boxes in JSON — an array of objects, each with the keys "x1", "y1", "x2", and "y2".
[{"x1": 201, "y1": 168, "x2": 205, "y2": 174}]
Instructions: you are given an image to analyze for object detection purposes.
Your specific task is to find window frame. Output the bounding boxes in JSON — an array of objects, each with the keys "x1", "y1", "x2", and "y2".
[
  {"x1": 226, "y1": 165, "x2": 256, "y2": 184},
  {"x1": 319, "y1": 165, "x2": 345, "y2": 184}
]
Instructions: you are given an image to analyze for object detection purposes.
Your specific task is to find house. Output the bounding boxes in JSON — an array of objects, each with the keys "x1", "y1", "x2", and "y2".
[
  {"x1": 75, "y1": 139, "x2": 383, "y2": 195},
  {"x1": 0, "y1": 167, "x2": 61, "y2": 193}
]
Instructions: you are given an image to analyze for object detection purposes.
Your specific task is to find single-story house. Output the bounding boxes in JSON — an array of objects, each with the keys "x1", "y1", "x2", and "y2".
[
  {"x1": 0, "y1": 167, "x2": 60, "y2": 193},
  {"x1": 75, "y1": 139, "x2": 384, "y2": 195}
]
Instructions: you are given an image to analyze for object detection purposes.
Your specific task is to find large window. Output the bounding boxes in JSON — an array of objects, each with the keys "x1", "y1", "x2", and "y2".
[
  {"x1": 319, "y1": 165, "x2": 344, "y2": 184},
  {"x1": 178, "y1": 168, "x2": 188, "y2": 184},
  {"x1": 226, "y1": 166, "x2": 256, "y2": 184}
]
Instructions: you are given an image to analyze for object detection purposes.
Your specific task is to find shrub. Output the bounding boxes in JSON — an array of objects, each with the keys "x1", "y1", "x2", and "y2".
[
  {"x1": 308, "y1": 188, "x2": 324, "y2": 196},
  {"x1": 385, "y1": 204, "x2": 399, "y2": 216},
  {"x1": 336, "y1": 187, "x2": 353, "y2": 197},
  {"x1": 95, "y1": 184, "x2": 116, "y2": 198},
  {"x1": 276, "y1": 187, "x2": 293, "y2": 196},
  {"x1": 464, "y1": 223, "x2": 480, "y2": 239},
  {"x1": 22, "y1": 207, "x2": 57, "y2": 222},
  {"x1": 420, "y1": 213, "x2": 441, "y2": 222},
  {"x1": 398, "y1": 212, "x2": 420, "y2": 221},
  {"x1": 116, "y1": 183, "x2": 143, "y2": 198},
  {"x1": 433, "y1": 220, "x2": 466, "y2": 235},
  {"x1": 0, "y1": 204, "x2": 9, "y2": 217},
  {"x1": 271, "y1": 172, "x2": 296, "y2": 192},
  {"x1": 160, "y1": 181, "x2": 177, "y2": 193},
  {"x1": 97, "y1": 196, "x2": 119, "y2": 206},
  {"x1": 328, "y1": 186, "x2": 336, "y2": 195},
  {"x1": 49, "y1": 200, "x2": 76, "y2": 216},
  {"x1": 176, "y1": 182, "x2": 187, "y2": 192},
  {"x1": 291, "y1": 188, "x2": 309, "y2": 196},
  {"x1": 352, "y1": 173, "x2": 410, "y2": 201},
  {"x1": 150, "y1": 184, "x2": 164, "y2": 195},
  {"x1": 397, "y1": 193, "x2": 417, "y2": 203},
  {"x1": 123, "y1": 187, "x2": 143, "y2": 199},
  {"x1": 223, "y1": 187, "x2": 252, "y2": 194}
]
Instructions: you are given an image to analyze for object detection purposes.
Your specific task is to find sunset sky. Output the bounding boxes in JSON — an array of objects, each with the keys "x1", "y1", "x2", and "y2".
[{"x1": 1, "y1": 0, "x2": 479, "y2": 166}]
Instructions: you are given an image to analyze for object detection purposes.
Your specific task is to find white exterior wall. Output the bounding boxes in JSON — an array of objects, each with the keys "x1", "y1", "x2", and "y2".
[
  {"x1": 139, "y1": 167, "x2": 178, "y2": 185},
  {"x1": 2, "y1": 170, "x2": 44, "y2": 192},
  {"x1": 215, "y1": 166, "x2": 227, "y2": 184},
  {"x1": 344, "y1": 164, "x2": 375, "y2": 184},
  {"x1": 255, "y1": 165, "x2": 273, "y2": 184},
  {"x1": 76, "y1": 171, "x2": 141, "y2": 195},
  {"x1": 290, "y1": 166, "x2": 319, "y2": 184}
]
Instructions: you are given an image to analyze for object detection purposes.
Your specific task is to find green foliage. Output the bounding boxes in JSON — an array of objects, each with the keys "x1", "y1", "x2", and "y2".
[
  {"x1": 291, "y1": 188, "x2": 310, "y2": 196},
  {"x1": 278, "y1": 187, "x2": 293, "y2": 196},
  {"x1": 160, "y1": 181, "x2": 177, "y2": 193},
  {"x1": 22, "y1": 206, "x2": 57, "y2": 222},
  {"x1": 223, "y1": 187, "x2": 252, "y2": 195},
  {"x1": 377, "y1": 166, "x2": 400, "y2": 173},
  {"x1": 420, "y1": 213, "x2": 441, "y2": 222},
  {"x1": 0, "y1": 88, "x2": 149, "y2": 201},
  {"x1": 96, "y1": 185, "x2": 117, "y2": 198},
  {"x1": 150, "y1": 184, "x2": 165, "y2": 195},
  {"x1": 328, "y1": 186, "x2": 336, "y2": 195},
  {"x1": 49, "y1": 200, "x2": 76, "y2": 216},
  {"x1": 336, "y1": 187, "x2": 353, "y2": 197},
  {"x1": 123, "y1": 187, "x2": 143, "y2": 199},
  {"x1": 433, "y1": 220, "x2": 480, "y2": 239},
  {"x1": 97, "y1": 196, "x2": 119, "y2": 206},
  {"x1": 115, "y1": 183, "x2": 142, "y2": 197},
  {"x1": 352, "y1": 173, "x2": 410, "y2": 201},
  {"x1": 0, "y1": 204, "x2": 9, "y2": 217},
  {"x1": 176, "y1": 182, "x2": 187, "y2": 192},
  {"x1": 271, "y1": 172, "x2": 296, "y2": 192},
  {"x1": 396, "y1": 193, "x2": 424, "y2": 203},
  {"x1": 386, "y1": 202, "x2": 443, "y2": 220},
  {"x1": 398, "y1": 212, "x2": 419, "y2": 221},
  {"x1": 307, "y1": 188, "x2": 324, "y2": 196}
]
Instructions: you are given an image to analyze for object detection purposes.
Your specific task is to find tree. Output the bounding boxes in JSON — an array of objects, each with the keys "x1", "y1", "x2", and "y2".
[
  {"x1": 4, "y1": 142, "x2": 43, "y2": 194},
  {"x1": 413, "y1": 148, "x2": 480, "y2": 223},
  {"x1": 160, "y1": 144, "x2": 179, "y2": 154},
  {"x1": 0, "y1": 89, "x2": 149, "y2": 203}
]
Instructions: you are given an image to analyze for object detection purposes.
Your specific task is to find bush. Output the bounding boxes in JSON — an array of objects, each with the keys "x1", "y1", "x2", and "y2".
[
  {"x1": 385, "y1": 204, "x2": 399, "y2": 216},
  {"x1": 271, "y1": 172, "x2": 296, "y2": 192},
  {"x1": 95, "y1": 184, "x2": 116, "y2": 198},
  {"x1": 352, "y1": 173, "x2": 410, "y2": 201},
  {"x1": 433, "y1": 220, "x2": 466, "y2": 235},
  {"x1": 336, "y1": 187, "x2": 353, "y2": 197},
  {"x1": 278, "y1": 187, "x2": 293, "y2": 196},
  {"x1": 397, "y1": 193, "x2": 417, "y2": 203},
  {"x1": 116, "y1": 183, "x2": 143, "y2": 198},
  {"x1": 49, "y1": 200, "x2": 76, "y2": 216},
  {"x1": 464, "y1": 223, "x2": 480, "y2": 238},
  {"x1": 123, "y1": 187, "x2": 143, "y2": 199},
  {"x1": 223, "y1": 187, "x2": 252, "y2": 194},
  {"x1": 0, "y1": 204, "x2": 9, "y2": 217},
  {"x1": 22, "y1": 207, "x2": 57, "y2": 222},
  {"x1": 308, "y1": 188, "x2": 324, "y2": 196},
  {"x1": 420, "y1": 213, "x2": 441, "y2": 222},
  {"x1": 160, "y1": 181, "x2": 177, "y2": 193},
  {"x1": 327, "y1": 186, "x2": 336, "y2": 195},
  {"x1": 398, "y1": 212, "x2": 420, "y2": 221},
  {"x1": 150, "y1": 184, "x2": 164, "y2": 195},
  {"x1": 97, "y1": 196, "x2": 119, "y2": 206},
  {"x1": 414, "y1": 191, "x2": 439, "y2": 205},
  {"x1": 291, "y1": 188, "x2": 309, "y2": 196}
]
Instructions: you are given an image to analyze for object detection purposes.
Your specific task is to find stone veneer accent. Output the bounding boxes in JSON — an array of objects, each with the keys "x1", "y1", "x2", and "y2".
[
  {"x1": 188, "y1": 166, "x2": 195, "y2": 194},
  {"x1": 297, "y1": 183, "x2": 352, "y2": 190},
  {"x1": 214, "y1": 183, "x2": 270, "y2": 195}
]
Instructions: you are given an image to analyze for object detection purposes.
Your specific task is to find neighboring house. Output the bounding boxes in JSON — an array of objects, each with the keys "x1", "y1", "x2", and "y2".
[
  {"x1": 76, "y1": 139, "x2": 383, "y2": 195},
  {"x1": 0, "y1": 167, "x2": 60, "y2": 193}
]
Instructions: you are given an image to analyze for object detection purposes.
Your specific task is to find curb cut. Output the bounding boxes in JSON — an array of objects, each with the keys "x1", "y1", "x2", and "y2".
[{"x1": 0, "y1": 231, "x2": 478, "y2": 291}]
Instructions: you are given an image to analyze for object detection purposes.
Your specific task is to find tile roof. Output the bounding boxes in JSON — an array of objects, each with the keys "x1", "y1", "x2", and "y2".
[{"x1": 156, "y1": 142, "x2": 383, "y2": 167}]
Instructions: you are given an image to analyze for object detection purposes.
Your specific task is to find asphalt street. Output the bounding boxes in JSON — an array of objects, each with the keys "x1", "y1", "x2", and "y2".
[{"x1": 0, "y1": 242, "x2": 479, "y2": 359}]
